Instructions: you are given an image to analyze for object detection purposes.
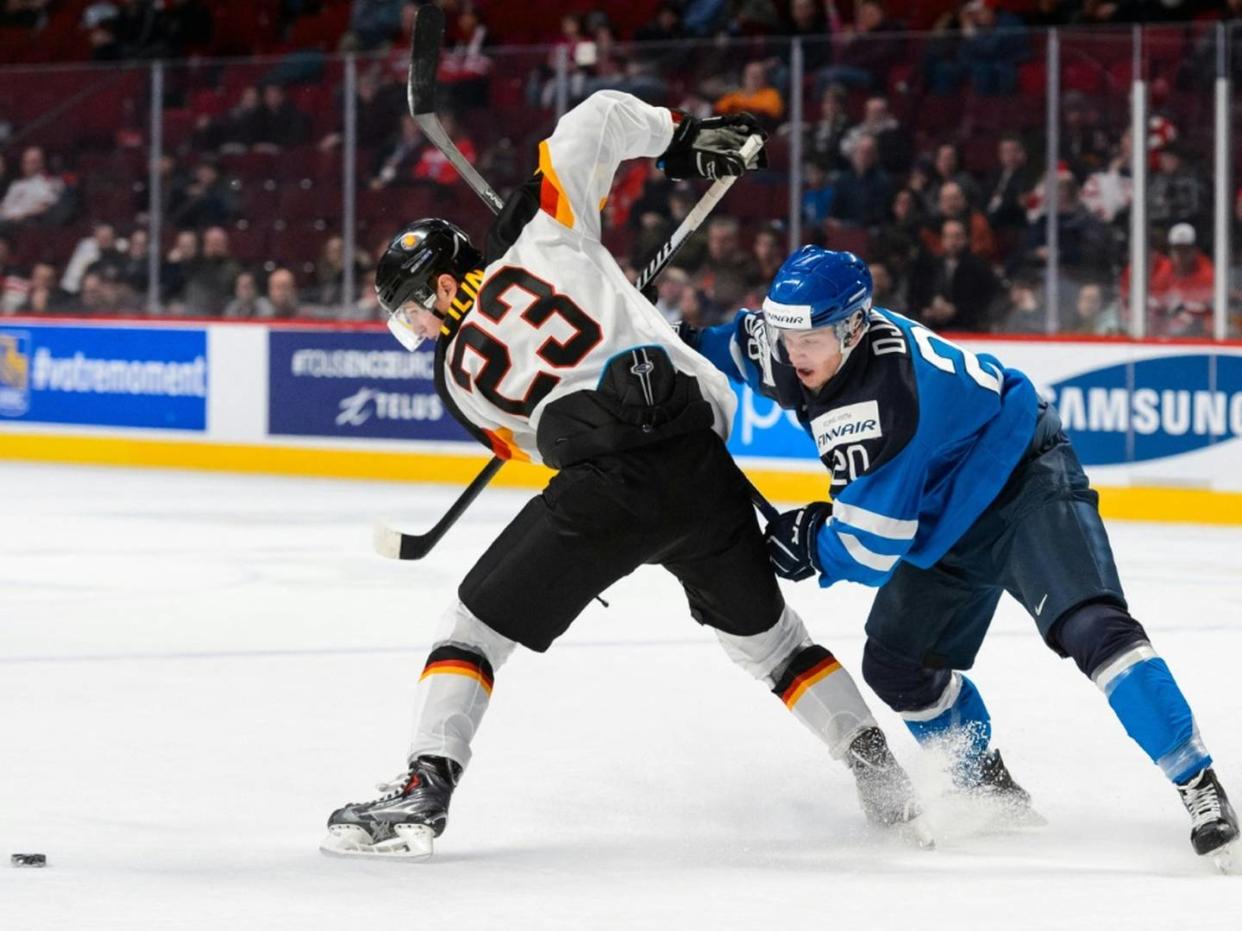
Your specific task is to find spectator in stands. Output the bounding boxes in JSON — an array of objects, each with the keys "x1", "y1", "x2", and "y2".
[
  {"x1": 412, "y1": 112, "x2": 476, "y2": 185},
  {"x1": 1148, "y1": 144, "x2": 1210, "y2": 239},
  {"x1": 321, "y1": 65, "x2": 405, "y2": 152},
  {"x1": 682, "y1": 0, "x2": 730, "y2": 36},
  {"x1": 692, "y1": 215, "x2": 757, "y2": 323},
  {"x1": 61, "y1": 223, "x2": 123, "y2": 296},
  {"x1": 0, "y1": 234, "x2": 23, "y2": 313},
  {"x1": 1150, "y1": 222, "x2": 1215, "y2": 337},
  {"x1": 1000, "y1": 272, "x2": 1046, "y2": 334},
  {"x1": 652, "y1": 266, "x2": 690, "y2": 324},
  {"x1": 802, "y1": 160, "x2": 835, "y2": 229},
  {"x1": 752, "y1": 225, "x2": 784, "y2": 289},
  {"x1": 805, "y1": 86, "x2": 849, "y2": 172},
  {"x1": 984, "y1": 134, "x2": 1034, "y2": 235},
  {"x1": 350, "y1": 268, "x2": 382, "y2": 322},
  {"x1": 0, "y1": 0, "x2": 51, "y2": 29},
  {"x1": 1081, "y1": 127, "x2": 1134, "y2": 227},
  {"x1": 161, "y1": 228, "x2": 199, "y2": 306},
  {"x1": 83, "y1": 3, "x2": 123, "y2": 60},
  {"x1": 839, "y1": 95, "x2": 910, "y2": 175},
  {"x1": 111, "y1": 0, "x2": 162, "y2": 60},
  {"x1": 183, "y1": 226, "x2": 241, "y2": 316},
  {"x1": 1023, "y1": 172, "x2": 1115, "y2": 319},
  {"x1": 1067, "y1": 281, "x2": 1121, "y2": 335},
  {"x1": 922, "y1": 181, "x2": 996, "y2": 262},
  {"x1": 925, "y1": 143, "x2": 981, "y2": 212},
  {"x1": 714, "y1": 61, "x2": 783, "y2": 127},
  {"x1": 1061, "y1": 91, "x2": 1111, "y2": 181},
  {"x1": 223, "y1": 271, "x2": 275, "y2": 319},
  {"x1": 635, "y1": 3, "x2": 684, "y2": 43},
  {"x1": 76, "y1": 269, "x2": 123, "y2": 315},
  {"x1": 170, "y1": 160, "x2": 236, "y2": 230},
  {"x1": 371, "y1": 114, "x2": 423, "y2": 189},
  {"x1": 956, "y1": 0, "x2": 1028, "y2": 95},
  {"x1": 816, "y1": 0, "x2": 902, "y2": 91},
  {"x1": 869, "y1": 260, "x2": 902, "y2": 314},
  {"x1": 828, "y1": 134, "x2": 894, "y2": 230},
  {"x1": 161, "y1": 0, "x2": 213, "y2": 59},
  {"x1": 786, "y1": 0, "x2": 831, "y2": 69},
  {"x1": 200, "y1": 86, "x2": 264, "y2": 152},
  {"x1": 266, "y1": 267, "x2": 300, "y2": 318},
  {"x1": 0, "y1": 153, "x2": 11, "y2": 203},
  {"x1": 909, "y1": 218, "x2": 1002, "y2": 332},
  {"x1": 1024, "y1": 0, "x2": 1069, "y2": 28},
  {"x1": 118, "y1": 227, "x2": 150, "y2": 297},
  {"x1": 312, "y1": 235, "x2": 370, "y2": 308},
  {"x1": 15, "y1": 262, "x2": 61, "y2": 314},
  {"x1": 0, "y1": 146, "x2": 64, "y2": 230},
  {"x1": 253, "y1": 83, "x2": 312, "y2": 151},
  {"x1": 349, "y1": 0, "x2": 405, "y2": 50}
]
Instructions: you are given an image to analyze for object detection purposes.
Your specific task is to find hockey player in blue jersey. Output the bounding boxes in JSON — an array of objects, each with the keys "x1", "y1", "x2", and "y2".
[{"x1": 681, "y1": 245, "x2": 1238, "y2": 870}]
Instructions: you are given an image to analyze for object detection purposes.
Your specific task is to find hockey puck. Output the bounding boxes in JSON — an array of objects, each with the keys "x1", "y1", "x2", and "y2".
[{"x1": 11, "y1": 854, "x2": 47, "y2": 868}]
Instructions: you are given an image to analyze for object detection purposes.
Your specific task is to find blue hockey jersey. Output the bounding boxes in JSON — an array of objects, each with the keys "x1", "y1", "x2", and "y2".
[{"x1": 694, "y1": 308, "x2": 1039, "y2": 588}]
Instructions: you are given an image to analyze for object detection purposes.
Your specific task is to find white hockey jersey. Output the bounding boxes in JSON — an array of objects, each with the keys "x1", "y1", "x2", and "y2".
[{"x1": 437, "y1": 90, "x2": 738, "y2": 465}]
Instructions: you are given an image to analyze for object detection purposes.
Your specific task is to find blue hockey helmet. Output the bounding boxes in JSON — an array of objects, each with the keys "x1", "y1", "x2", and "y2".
[{"x1": 762, "y1": 245, "x2": 873, "y2": 368}]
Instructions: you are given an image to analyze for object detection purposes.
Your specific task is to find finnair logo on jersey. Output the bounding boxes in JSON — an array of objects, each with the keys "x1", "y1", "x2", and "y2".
[
  {"x1": 811, "y1": 400, "x2": 882, "y2": 454},
  {"x1": 1046, "y1": 353, "x2": 1242, "y2": 465}
]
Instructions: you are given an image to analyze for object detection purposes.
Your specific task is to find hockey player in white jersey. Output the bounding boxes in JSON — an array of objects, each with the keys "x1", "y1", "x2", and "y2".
[{"x1": 320, "y1": 90, "x2": 930, "y2": 859}]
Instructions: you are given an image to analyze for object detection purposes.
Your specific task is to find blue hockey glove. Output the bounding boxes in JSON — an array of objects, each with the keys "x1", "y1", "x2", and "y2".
[{"x1": 764, "y1": 502, "x2": 831, "y2": 581}]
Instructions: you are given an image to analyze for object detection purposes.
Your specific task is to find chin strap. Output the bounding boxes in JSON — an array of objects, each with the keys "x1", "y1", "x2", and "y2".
[{"x1": 438, "y1": 268, "x2": 485, "y2": 338}]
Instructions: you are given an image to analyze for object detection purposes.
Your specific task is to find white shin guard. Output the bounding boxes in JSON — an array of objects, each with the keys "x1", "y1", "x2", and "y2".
[
  {"x1": 408, "y1": 600, "x2": 518, "y2": 769},
  {"x1": 717, "y1": 605, "x2": 876, "y2": 759}
]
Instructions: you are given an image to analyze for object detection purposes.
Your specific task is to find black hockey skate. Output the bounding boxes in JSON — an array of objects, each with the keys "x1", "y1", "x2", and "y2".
[
  {"x1": 1177, "y1": 768, "x2": 1239, "y2": 873},
  {"x1": 956, "y1": 748, "x2": 1045, "y2": 826},
  {"x1": 846, "y1": 727, "x2": 934, "y2": 848},
  {"x1": 320, "y1": 755, "x2": 461, "y2": 860}
]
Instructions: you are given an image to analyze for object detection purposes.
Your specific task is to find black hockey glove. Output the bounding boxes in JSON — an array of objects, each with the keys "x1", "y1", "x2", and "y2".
[
  {"x1": 669, "y1": 320, "x2": 701, "y2": 350},
  {"x1": 764, "y1": 502, "x2": 831, "y2": 581},
  {"x1": 658, "y1": 113, "x2": 768, "y2": 182}
]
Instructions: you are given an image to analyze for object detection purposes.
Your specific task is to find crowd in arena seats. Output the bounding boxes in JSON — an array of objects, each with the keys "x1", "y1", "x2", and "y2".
[{"x1": 1, "y1": 0, "x2": 1241, "y2": 336}]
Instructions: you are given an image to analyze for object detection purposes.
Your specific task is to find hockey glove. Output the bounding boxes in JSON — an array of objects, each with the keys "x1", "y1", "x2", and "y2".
[
  {"x1": 765, "y1": 502, "x2": 832, "y2": 581},
  {"x1": 658, "y1": 113, "x2": 768, "y2": 182}
]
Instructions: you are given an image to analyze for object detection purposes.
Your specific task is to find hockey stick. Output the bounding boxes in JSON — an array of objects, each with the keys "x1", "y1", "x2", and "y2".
[{"x1": 375, "y1": 7, "x2": 770, "y2": 560}]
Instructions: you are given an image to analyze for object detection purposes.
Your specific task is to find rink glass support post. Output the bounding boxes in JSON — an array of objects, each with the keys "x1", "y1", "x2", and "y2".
[
  {"x1": 553, "y1": 44, "x2": 569, "y2": 119},
  {"x1": 788, "y1": 37, "x2": 804, "y2": 253},
  {"x1": 342, "y1": 54, "x2": 358, "y2": 317},
  {"x1": 1044, "y1": 28, "x2": 1060, "y2": 334},
  {"x1": 1129, "y1": 25, "x2": 1148, "y2": 340},
  {"x1": 147, "y1": 60, "x2": 164, "y2": 316},
  {"x1": 1213, "y1": 22, "x2": 1232, "y2": 343}
]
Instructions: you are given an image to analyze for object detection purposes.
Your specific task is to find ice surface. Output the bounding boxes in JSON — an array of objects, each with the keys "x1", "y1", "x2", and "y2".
[{"x1": 2, "y1": 462, "x2": 1240, "y2": 930}]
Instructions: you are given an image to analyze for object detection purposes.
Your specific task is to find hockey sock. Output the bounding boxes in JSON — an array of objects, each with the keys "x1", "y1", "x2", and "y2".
[
  {"x1": 900, "y1": 673, "x2": 992, "y2": 783},
  {"x1": 408, "y1": 601, "x2": 517, "y2": 768},
  {"x1": 771, "y1": 645, "x2": 877, "y2": 759},
  {"x1": 1092, "y1": 644, "x2": 1211, "y2": 784}
]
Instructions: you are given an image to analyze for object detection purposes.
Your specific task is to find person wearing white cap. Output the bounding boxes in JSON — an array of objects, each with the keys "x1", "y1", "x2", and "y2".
[{"x1": 1150, "y1": 222, "x2": 1215, "y2": 337}]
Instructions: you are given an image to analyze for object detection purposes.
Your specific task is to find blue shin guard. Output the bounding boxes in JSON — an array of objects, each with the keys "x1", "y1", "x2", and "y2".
[
  {"x1": 1094, "y1": 646, "x2": 1211, "y2": 785},
  {"x1": 901, "y1": 673, "x2": 992, "y2": 783}
]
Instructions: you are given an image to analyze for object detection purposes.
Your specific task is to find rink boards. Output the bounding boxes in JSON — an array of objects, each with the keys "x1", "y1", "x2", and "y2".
[{"x1": 2, "y1": 317, "x2": 1242, "y2": 524}]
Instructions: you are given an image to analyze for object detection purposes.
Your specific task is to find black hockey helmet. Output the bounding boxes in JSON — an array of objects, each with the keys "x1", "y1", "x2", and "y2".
[{"x1": 376, "y1": 219, "x2": 481, "y2": 348}]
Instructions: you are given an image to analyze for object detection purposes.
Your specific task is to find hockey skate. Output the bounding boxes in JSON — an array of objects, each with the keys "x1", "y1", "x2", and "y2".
[
  {"x1": 1177, "y1": 768, "x2": 1239, "y2": 874},
  {"x1": 320, "y1": 755, "x2": 461, "y2": 860},
  {"x1": 846, "y1": 727, "x2": 935, "y2": 849},
  {"x1": 956, "y1": 747, "x2": 1046, "y2": 827}
]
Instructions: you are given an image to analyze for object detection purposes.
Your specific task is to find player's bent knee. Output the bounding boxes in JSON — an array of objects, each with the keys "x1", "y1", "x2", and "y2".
[
  {"x1": 1050, "y1": 600, "x2": 1149, "y2": 679},
  {"x1": 431, "y1": 600, "x2": 520, "y2": 673},
  {"x1": 861, "y1": 638, "x2": 953, "y2": 712},
  {"x1": 715, "y1": 603, "x2": 813, "y2": 684}
]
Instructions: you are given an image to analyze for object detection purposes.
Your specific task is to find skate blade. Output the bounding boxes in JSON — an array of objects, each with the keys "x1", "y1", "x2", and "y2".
[
  {"x1": 319, "y1": 823, "x2": 435, "y2": 861},
  {"x1": 1210, "y1": 838, "x2": 1239, "y2": 875}
]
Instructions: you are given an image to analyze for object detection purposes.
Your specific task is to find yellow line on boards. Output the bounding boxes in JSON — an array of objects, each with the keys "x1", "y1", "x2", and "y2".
[{"x1": 2, "y1": 432, "x2": 1242, "y2": 525}]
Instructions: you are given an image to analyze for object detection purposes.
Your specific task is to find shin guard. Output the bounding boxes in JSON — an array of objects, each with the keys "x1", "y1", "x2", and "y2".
[
  {"x1": 408, "y1": 600, "x2": 518, "y2": 768},
  {"x1": 1093, "y1": 645, "x2": 1211, "y2": 784},
  {"x1": 900, "y1": 673, "x2": 992, "y2": 780}
]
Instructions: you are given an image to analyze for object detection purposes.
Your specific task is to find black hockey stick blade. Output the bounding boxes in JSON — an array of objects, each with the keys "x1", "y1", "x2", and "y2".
[
  {"x1": 374, "y1": 455, "x2": 506, "y2": 560},
  {"x1": 407, "y1": 3, "x2": 444, "y2": 117},
  {"x1": 742, "y1": 474, "x2": 780, "y2": 522}
]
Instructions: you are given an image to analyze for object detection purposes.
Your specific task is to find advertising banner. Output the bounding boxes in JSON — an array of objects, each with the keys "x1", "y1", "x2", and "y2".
[
  {"x1": 0, "y1": 324, "x2": 207, "y2": 430},
  {"x1": 268, "y1": 329, "x2": 471, "y2": 442}
]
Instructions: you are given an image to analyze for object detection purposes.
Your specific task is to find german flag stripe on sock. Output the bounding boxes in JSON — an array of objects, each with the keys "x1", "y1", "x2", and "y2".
[
  {"x1": 420, "y1": 646, "x2": 495, "y2": 695},
  {"x1": 772, "y1": 645, "x2": 841, "y2": 710}
]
